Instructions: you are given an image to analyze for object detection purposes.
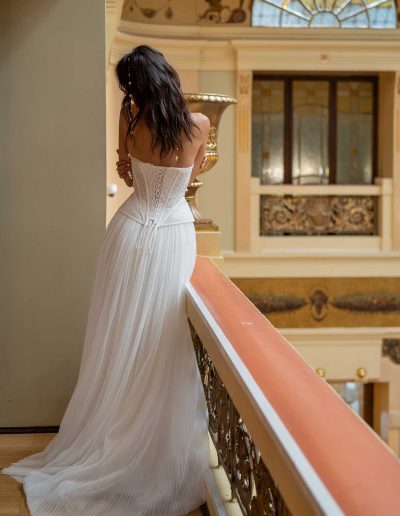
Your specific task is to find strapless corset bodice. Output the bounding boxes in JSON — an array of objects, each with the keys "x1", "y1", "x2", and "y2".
[{"x1": 117, "y1": 156, "x2": 195, "y2": 228}]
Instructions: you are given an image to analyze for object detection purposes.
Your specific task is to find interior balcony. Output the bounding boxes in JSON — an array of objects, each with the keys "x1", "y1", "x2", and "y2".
[{"x1": 186, "y1": 256, "x2": 400, "y2": 515}]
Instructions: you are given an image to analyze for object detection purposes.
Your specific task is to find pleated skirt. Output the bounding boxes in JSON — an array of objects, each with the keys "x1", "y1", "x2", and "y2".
[{"x1": 1, "y1": 209, "x2": 210, "y2": 515}]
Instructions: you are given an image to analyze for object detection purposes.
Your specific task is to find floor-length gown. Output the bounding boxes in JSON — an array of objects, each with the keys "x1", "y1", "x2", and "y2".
[{"x1": 1, "y1": 155, "x2": 210, "y2": 516}]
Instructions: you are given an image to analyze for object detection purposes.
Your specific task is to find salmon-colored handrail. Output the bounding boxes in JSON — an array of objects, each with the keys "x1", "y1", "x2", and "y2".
[{"x1": 190, "y1": 256, "x2": 400, "y2": 516}]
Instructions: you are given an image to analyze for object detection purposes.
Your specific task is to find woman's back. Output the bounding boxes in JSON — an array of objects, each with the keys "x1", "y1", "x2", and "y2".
[
  {"x1": 116, "y1": 154, "x2": 196, "y2": 241},
  {"x1": 119, "y1": 106, "x2": 209, "y2": 187},
  {"x1": 127, "y1": 109, "x2": 208, "y2": 168},
  {"x1": 116, "y1": 106, "x2": 209, "y2": 235}
]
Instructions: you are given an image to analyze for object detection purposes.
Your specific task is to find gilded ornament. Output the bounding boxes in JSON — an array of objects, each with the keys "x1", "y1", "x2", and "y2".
[
  {"x1": 309, "y1": 288, "x2": 329, "y2": 321},
  {"x1": 356, "y1": 367, "x2": 366, "y2": 379},
  {"x1": 260, "y1": 195, "x2": 376, "y2": 236},
  {"x1": 184, "y1": 92, "x2": 237, "y2": 231}
]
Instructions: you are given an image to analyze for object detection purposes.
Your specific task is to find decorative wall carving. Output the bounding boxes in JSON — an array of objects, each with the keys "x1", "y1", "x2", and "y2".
[
  {"x1": 249, "y1": 289, "x2": 400, "y2": 322},
  {"x1": 234, "y1": 278, "x2": 400, "y2": 327},
  {"x1": 309, "y1": 288, "x2": 329, "y2": 321},
  {"x1": 122, "y1": 0, "x2": 251, "y2": 25},
  {"x1": 189, "y1": 320, "x2": 291, "y2": 515},
  {"x1": 239, "y1": 73, "x2": 251, "y2": 95},
  {"x1": 260, "y1": 195, "x2": 376, "y2": 236},
  {"x1": 198, "y1": 0, "x2": 250, "y2": 24},
  {"x1": 125, "y1": 0, "x2": 174, "y2": 19},
  {"x1": 332, "y1": 291, "x2": 400, "y2": 312},
  {"x1": 382, "y1": 339, "x2": 400, "y2": 365},
  {"x1": 247, "y1": 293, "x2": 306, "y2": 313}
]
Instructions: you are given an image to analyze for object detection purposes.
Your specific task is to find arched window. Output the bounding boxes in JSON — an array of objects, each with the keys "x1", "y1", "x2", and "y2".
[{"x1": 252, "y1": 0, "x2": 397, "y2": 28}]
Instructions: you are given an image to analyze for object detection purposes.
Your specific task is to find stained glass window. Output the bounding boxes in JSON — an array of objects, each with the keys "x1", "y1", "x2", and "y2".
[
  {"x1": 337, "y1": 81, "x2": 374, "y2": 184},
  {"x1": 252, "y1": 75, "x2": 376, "y2": 184},
  {"x1": 252, "y1": 0, "x2": 397, "y2": 28},
  {"x1": 252, "y1": 81, "x2": 285, "y2": 183},
  {"x1": 292, "y1": 81, "x2": 329, "y2": 184}
]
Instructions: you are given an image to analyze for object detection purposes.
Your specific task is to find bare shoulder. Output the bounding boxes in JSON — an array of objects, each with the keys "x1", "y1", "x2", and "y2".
[
  {"x1": 191, "y1": 112, "x2": 210, "y2": 127},
  {"x1": 190, "y1": 112, "x2": 210, "y2": 138}
]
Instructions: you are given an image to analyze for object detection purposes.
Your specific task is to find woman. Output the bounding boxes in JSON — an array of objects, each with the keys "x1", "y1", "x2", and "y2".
[{"x1": 1, "y1": 45, "x2": 211, "y2": 515}]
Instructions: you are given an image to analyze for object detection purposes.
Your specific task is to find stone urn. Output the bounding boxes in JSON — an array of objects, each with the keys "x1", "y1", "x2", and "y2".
[{"x1": 184, "y1": 92, "x2": 236, "y2": 231}]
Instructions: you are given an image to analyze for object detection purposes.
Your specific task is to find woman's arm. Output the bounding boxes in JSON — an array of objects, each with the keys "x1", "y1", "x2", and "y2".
[
  {"x1": 116, "y1": 105, "x2": 133, "y2": 187},
  {"x1": 188, "y1": 114, "x2": 210, "y2": 185}
]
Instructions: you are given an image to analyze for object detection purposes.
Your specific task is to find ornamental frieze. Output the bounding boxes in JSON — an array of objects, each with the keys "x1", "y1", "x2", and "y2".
[
  {"x1": 233, "y1": 278, "x2": 400, "y2": 328},
  {"x1": 260, "y1": 195, "x2": 376, "y2": 236}
]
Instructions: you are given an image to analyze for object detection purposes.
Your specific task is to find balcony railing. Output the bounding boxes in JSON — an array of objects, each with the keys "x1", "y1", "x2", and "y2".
[
  {"x1": 186, "y1": 256, "x2": 400, "y2": 515},
  {"x1": 250, "y1": 177, "x2": 392, "y2": 251}
]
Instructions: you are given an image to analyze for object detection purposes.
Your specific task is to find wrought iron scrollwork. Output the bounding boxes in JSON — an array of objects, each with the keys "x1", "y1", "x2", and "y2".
[{"x1": 189, "y1": 320, "x2": 291, "y2": 515}]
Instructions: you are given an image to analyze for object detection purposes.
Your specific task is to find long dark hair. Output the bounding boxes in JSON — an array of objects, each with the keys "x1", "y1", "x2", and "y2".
[{"x1": 115, "y1": 45, "x2": 199, "y2": 158}]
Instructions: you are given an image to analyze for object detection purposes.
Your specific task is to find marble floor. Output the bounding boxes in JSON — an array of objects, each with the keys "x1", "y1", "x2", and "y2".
[{"x1": 0, "y1": 433, "x2": 204, "y2": 515}]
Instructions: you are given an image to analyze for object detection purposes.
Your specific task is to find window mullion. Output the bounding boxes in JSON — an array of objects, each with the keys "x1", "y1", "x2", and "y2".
[
  {"x1": 329, "y1": 79, "x2": 337, "y2": 183},
  {"x1": 372, "y1": 77, "x2": 378, "y2": 184},
  {"x1": 284, "y1": 78, "x2": 292, "y2": 183}
]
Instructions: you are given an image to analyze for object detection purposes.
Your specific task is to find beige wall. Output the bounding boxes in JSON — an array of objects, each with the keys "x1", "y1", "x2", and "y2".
[
  {"x1": 198, "y1": 71, "x2": 236, "y2": 251},
  {"x1": 0, "y1": 0, "x2": 106, "y2": 426}
]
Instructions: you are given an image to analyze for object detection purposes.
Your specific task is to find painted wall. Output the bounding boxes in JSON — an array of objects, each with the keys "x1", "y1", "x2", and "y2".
[
  {"x1": 121, "y1": 0, "x2": 251, "y2": 26},
  {"x1": 0, "y1": 0, "x2": 106, "y2": 426}
]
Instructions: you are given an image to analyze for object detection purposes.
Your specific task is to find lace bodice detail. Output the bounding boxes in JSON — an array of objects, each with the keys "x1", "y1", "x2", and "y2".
[{"x1": 117, "y1": 156, "x2": 195, "y2": 234}]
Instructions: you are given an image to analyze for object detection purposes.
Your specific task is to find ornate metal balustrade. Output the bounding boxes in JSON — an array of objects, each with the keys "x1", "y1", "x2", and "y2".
[
  {"x1": 260, "y1": 194, "x2": 376, "y2": 236},
  {"x1": 189, "y1": 320, "x2": 291, "y2": 516}
]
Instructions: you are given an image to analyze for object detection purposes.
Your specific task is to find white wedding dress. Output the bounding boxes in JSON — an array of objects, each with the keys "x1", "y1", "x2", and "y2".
[{"x1": 1, "y1": 155, "x2": 210, "y2": 516}]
